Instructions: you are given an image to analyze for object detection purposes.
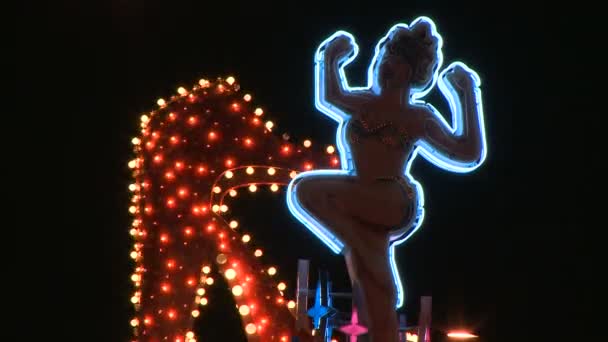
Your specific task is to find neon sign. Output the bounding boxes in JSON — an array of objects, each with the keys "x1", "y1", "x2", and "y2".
[{"x1": 286, "y1": 16, "x2": 487, "y2": 310}]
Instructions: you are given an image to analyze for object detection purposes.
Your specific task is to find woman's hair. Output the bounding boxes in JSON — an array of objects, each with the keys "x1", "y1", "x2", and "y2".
[{"x1": 385, "y1": 22, "x2": 439, "y2": 88}]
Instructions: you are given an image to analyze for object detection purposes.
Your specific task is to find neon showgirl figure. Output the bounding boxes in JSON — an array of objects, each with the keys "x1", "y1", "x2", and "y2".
[{"x1": 287, "y1": 17, "x2": 487, "y2": 342}]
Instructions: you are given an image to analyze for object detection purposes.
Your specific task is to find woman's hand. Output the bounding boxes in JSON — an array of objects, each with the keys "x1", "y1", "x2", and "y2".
[
  {"x1": 444, "y1": 63, "x2": 477, "y2": 92},
  {"x1": 323, "y1": 35, "x2": 355, "y2": 62}
]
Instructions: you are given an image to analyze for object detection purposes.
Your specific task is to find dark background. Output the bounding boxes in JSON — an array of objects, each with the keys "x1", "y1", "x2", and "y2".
[{"x1": 27, "y1": 0, "x2": 600, "y2": 340}]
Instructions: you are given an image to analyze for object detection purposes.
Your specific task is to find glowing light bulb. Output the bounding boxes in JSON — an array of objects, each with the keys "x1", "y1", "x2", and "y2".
[
  {"x1": 168, "y1": 112, "x2": 177, "y2": 121},
  {"x1": 130, "y1": 318, "x2": 139, "y2": 327},
  {"x1": 246, "y1": 166, "x2": 254, "y2": 174},
  {"x1": 170, "y1": 135, "x2": 179, "y2": 144},
  {"x1": 213, "y1": 186, "x2": 221, "y2": 194},
  {"x1": 289, "y1": 171, "x2": 297, "y2": 179},
  {"x1": 177, "y1": 86, "x2": 187, "y2": 95},
  {"x1": 326, "y1": 145, "x2": 335, "y2": 154},
  {"x1": 153, "y1": 154, "x2": 163, "y2": 163},
  {"x1": 265, "y1": 121, "x2": 274, "y2": 130},
  {"x1": 128, "y1": 184, "x2": 138, "y2": 191},
  {"x1": 178, "y1": 187, "x2": 189, "y2": 198},
  {"x1": 131, "y1": 295, "x2": 139, "y2": 304},
  {"x1": 165, "y1": 171, "x2": 175, "y2": 180},
  {"x1": 175, "y1": 161, "x2": 184, "y2": 170},
  {"x1": 131, "y1": 137, "x2": 141, "y2": 145},
  {"x1": 157, "y1": 98, "x2": 166, "y2": 106},
  {"x1": 199, "y1": 79, "x2": 210, "y2": 87},
  {"x1": 140, "y1": 115, "x2": 149, "y2": 123},
  {"x1": 226, "y1": 76, "x2": 236, "y2": 85},
  {"x1": 225, "y1": 268, "x2": 236, "y2": 280},
  {"x1": 254, "y1": 249, "x2": 263, "y2": 257},
  {"x1": 167, "y1": 309, "x2": 176, "y2": 319},
  {"x1": 242, "y1": 234, "x2": 251, "y2": 243},
  {"x1": 446, "y1": 331, "x2": 478, "y2": 339},
  {"x1": 277, "y1": 282, "x2": 286, "y2": 291},
  {"x1": 239, "y1": 305, "x2": 250, "y2": 316},
  {"x1": 229, "y1": 189, "x2": 237, "y2": 197},
  {"x1": 206, "y1": 277, "x2": 214, "y2": 285},
  {"x1": 287, "y1": 300, "x2": 296, "y2": 309},
  {"x1": 303, "y1": 140, "x2": 312, "y2": 148},
  {"x1": 304, "y1": 162, "x2": 313, "y2": 170},
  {"x1": 212, "y1": 205, "x2": 220, "y2": 213},
  {"x1": 249, "y1": 184, "x2": 257, "y2": 192},
  {"x1": 270, "y1": 184, "x2": 279, "y2": 192},
  {"x1": 216, "y1": 254, "x2": 227, "y2": 264},
  {"x1": 232, "y1": 285, "x2": 243, "y2": 296},
  {"x1": 159, "y1": 234, "x2": 169, "y2": 244},
  {"x1": 244, "y1": 137, "x2": 253, "y2": 147},
  {"x1": 220, "y1": 204, "x2": 228, "y2": 212},
  {"x1": 267, "y1": 167, "x2": 276, "y2": 175},
  {"x1": 200, "y1": 297, "x2": 208, "y2": 305},
  {"x1": 267, "y1": 267, "x2": 277, "y2": 276},
  {"x1": 187, "y1": 277, "x2": 196, "y2": 286},
  {"x1": 225, "y1": 158, "x2": 234, "y2": 167},
  {"x1": 208, "y1": 131, "x2": 217, "y2": 140},
  {"x1": 166, "y1": 260, "x2": 176, "y2": 269},
  {"x1": 129, "y1": 228, "x2": 137, "y2": 236},
  {"x1": 229, "y1": 220, "x2": 238, "y2": 229},
  {"x1": 143, "y1": 316, "x2": 152, "y2": 326},
  {"x1": 131, "y1": 274, "x2": 141, "y2": 282},
  {"x1": 245, "y1": 323, "x2": 257, "y2": 334},
  {"x1": 225, "y1": 171, "x2": 233, "y2": 179},
  {"x1": 202, "y1": 266, "x2": 211, "y2": 274},
  {"x1": 244, "y1": 94, "x2": 252, "y2": 102},
  {"x1": 128, "y1": 160, "x2": 137, "y2": 168},
  {"x1": 130, "y1": 251, "x2": 138, "y2": 259},
  {"x1": 254, "y1": 108, "x2": 263, "y2": 116},
  {"x1": 166, "y1": 197, "x2": 176, "y2": 208},
  {"x1": 129, "y1": 206, "x2": 137, "y2": 214}
]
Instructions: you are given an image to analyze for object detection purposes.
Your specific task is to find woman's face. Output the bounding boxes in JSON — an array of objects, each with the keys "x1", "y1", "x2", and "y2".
[{"x1": 376, "y1": 45, "x2": 411, "y2": 89}]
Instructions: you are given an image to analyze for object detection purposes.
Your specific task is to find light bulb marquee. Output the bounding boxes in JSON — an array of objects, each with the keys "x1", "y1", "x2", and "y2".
[{"x1": 128, "y1": 76, "x2": 339, "y2": 341}]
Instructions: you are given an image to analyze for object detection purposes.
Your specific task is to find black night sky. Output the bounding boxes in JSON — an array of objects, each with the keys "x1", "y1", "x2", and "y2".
[{"x1": 43, "y1": 1, "x2": 600, "y2": 341}]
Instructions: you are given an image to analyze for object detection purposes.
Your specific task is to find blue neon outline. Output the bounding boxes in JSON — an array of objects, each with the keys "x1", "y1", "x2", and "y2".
[{"x1": 286, "y1": 16, "x2": 487, "y2": 309}]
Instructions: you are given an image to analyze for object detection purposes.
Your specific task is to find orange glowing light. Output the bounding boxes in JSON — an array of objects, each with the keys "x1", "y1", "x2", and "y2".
[
  {"x1": 161, "y1": 283, "x2": 171, "y2": 293},
  {"x1": 174, "y1": 161, "x2": 184, "y2": 170},
  {"x1": 186, "y1": 277, "x2": 196, "y2": 286},
  {"x1": 166, "y1": 197, "x2": 176, "y2": 208},
  {"x1": 170, "y1": 135, "x2": 179, "y2": 144},
  {"x1": 166, "y1": 260, "x2": 176, "y2": 269},
  {"x1": 225, "y1": 158, "x2": 234, "y2": 167},
  {"x1": 447, "y1": 331, "x2": 478, "y2": 339},
  {"x1": 160, "y1": 233, "x2": 169, "y2": 243},
  {"x1": 188, "y1": 116, "x2": 198, "y2": 125},
  {"x1": 165, "y1": 171, "x2": 175, "y2": 180},
  {"x1": 178, "y1": 187, "x2": 189, "y2": 198},
  {"x1": 184, "y1": 227, "x2": 193, "y2": 236},
  {"x1": 167, "y1": 309, "x2": 177, "y2": 320},
  {"x1": 208, "y1": 131, "x2": 217, "y2": 140},
  {"x1": 153, "y1": 154, "x2": 163, "y2": 163}
]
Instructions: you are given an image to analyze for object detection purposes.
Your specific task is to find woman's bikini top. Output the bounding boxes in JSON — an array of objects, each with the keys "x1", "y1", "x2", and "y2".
[{"x1": 348, "y1": 113, "x2": 412, "y2": 149}]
